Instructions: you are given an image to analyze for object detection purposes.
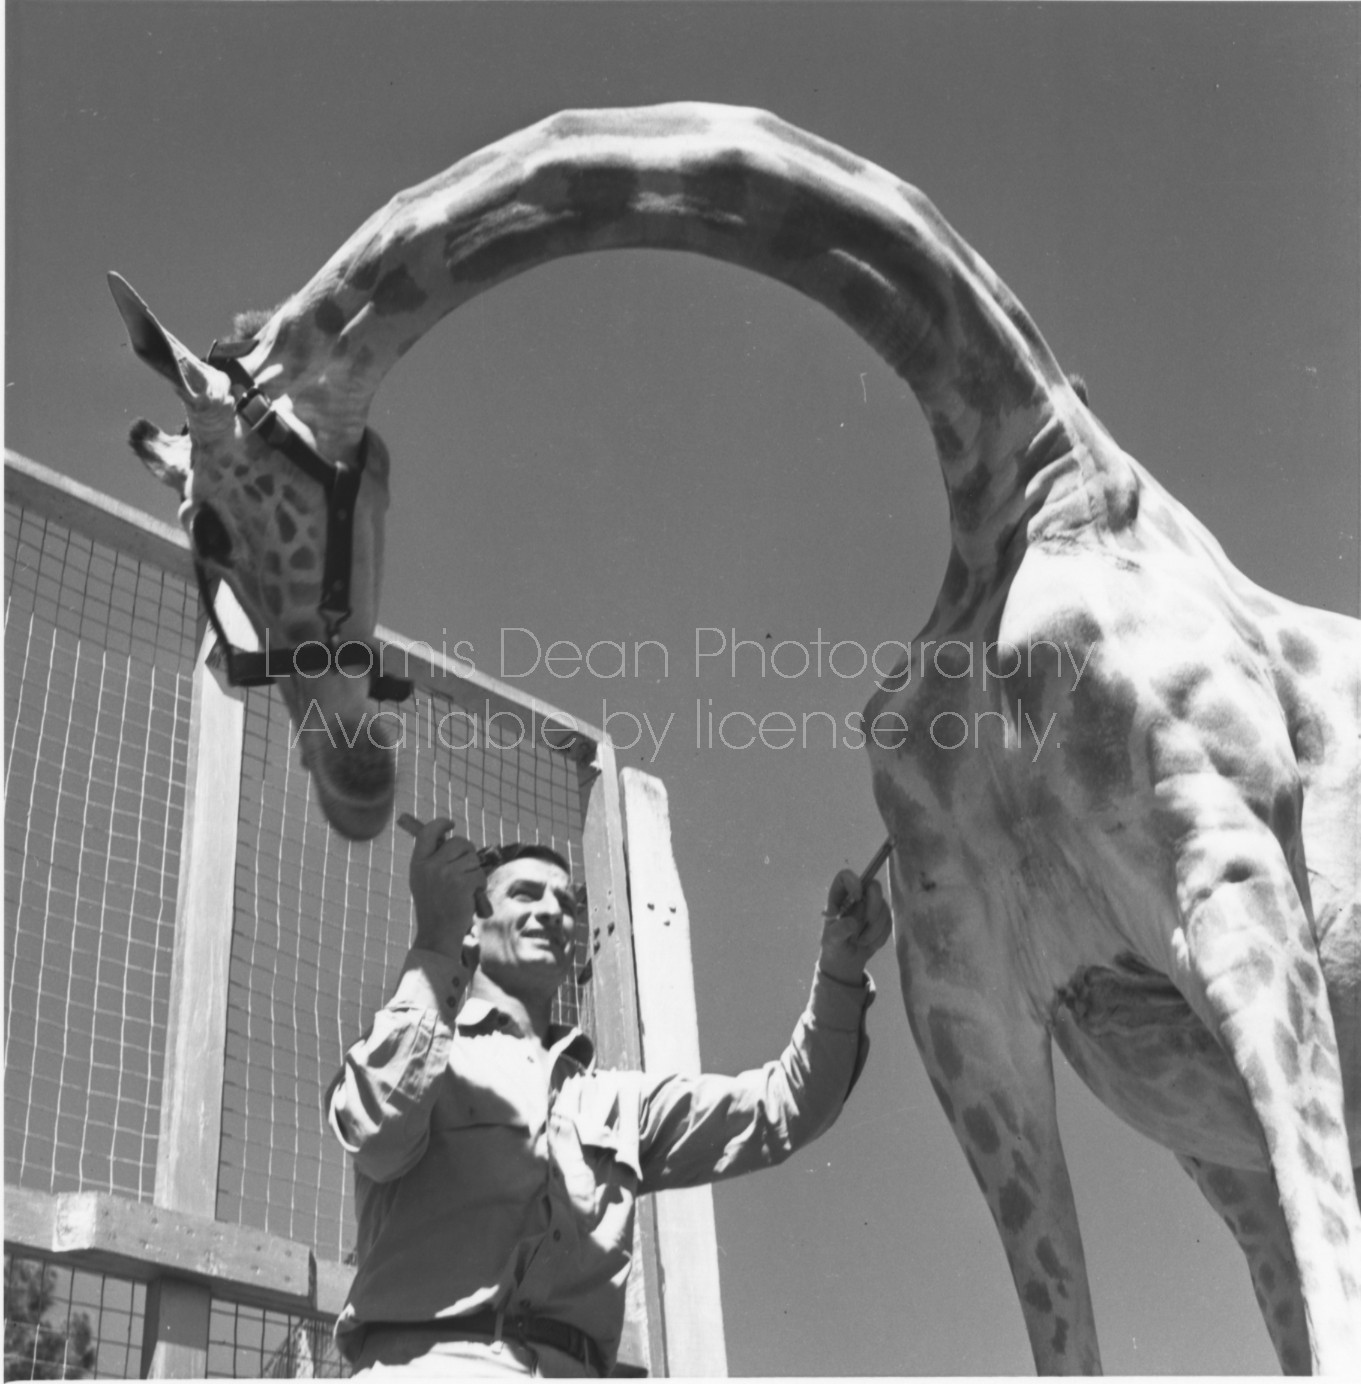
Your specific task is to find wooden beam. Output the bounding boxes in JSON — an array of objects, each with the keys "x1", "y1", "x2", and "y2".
[
  {"x1": 578, "y1": 742, "x2": 667, "y2": 1376},
  {"x1": 3, "y1": 1186, "x2": 310, "y2": 1309},
  {"x1": 154, "y1": 587, "x2": 252, "y2": 1218},
  {"x1": 142, "y1": 1278, "x2": 211, "y2": 1380},
  {"x1": 621, "y1": 769, "x2": 729, "y2": 1376},
  {"x1": 3, "y1": 449, "x2": 194, "y2": 580}
]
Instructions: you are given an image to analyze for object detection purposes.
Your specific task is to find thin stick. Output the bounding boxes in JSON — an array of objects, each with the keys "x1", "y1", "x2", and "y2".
[{"x1": 859, "y1": 837, "x2": 893, "y2": 888}]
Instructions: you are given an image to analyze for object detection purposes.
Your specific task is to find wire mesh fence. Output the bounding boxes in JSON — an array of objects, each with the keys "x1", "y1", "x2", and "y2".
[
  {"x1": 3, "y1": 1251, "x2": 146, "y2": 1380},
  {"x1": 3, "y1": 456, "x2": 637, "y2": 1375},
  {"x1": 4, "y1": 501, "x2": 195, "y2": 1205},
  {"x1": 208, "y1": 1298, "x2": 347, "y2": 1379}
]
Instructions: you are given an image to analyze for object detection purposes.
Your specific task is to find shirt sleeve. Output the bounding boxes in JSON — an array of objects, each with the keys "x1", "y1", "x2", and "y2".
[
  {"x1": 635, "y1": 966, "x2": 875, "y2": 1193},
  {"x1": 324, "y1": 949, "x2": 469, "y2": 1184}
]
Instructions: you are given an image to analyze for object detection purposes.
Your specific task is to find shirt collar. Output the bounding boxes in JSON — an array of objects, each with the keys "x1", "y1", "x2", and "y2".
[{"x1": 455, "y1": 998, "x2": 595, "y2": 1067}]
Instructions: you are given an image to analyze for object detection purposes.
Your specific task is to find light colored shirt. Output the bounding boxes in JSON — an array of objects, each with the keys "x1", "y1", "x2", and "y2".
[{"x1": 326, "y1": 948, "x2": 875, "y2": 1369}]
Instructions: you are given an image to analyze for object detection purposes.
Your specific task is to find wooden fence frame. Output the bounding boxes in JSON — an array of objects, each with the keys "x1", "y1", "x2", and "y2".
[{"x1": 3, "y1": 450, "x2": 726, "y2": 1376}]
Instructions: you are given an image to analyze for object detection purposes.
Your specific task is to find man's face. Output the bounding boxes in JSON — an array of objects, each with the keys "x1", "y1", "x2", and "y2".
[{"x1": 471, "y1": 856, "x2": 578, "y2": 998}]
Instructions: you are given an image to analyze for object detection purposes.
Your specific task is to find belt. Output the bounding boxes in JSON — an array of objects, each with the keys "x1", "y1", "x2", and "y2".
[{"x1": 367, "y1": 1310, "x2": 605, "y2": 1375}]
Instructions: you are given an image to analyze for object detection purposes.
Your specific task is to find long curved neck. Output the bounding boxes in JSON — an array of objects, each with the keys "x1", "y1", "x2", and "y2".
[{"x1": 250, "y1": 104, "x2": 1095, "y2": 565}]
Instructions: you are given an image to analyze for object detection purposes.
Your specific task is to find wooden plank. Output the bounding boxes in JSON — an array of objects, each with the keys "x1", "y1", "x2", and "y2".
[
  {"x1": 153, "y1": 586, "x2": 252, "y2": 1218},
  {"x1": 577, "y1": 742, "x2": 667, "y2": 1376},
  {"x1": 141, "y1": 1278, "x2": 211, "y2": 1379},
  {"x1": 3, "y1": 1186, "x2": 311, "y2": 1309},
  {"x1": 3, "y1": 448, "x2": 194, "y2": 580},
  {"x1": 621, "y1": 769, "x2": 730, "y2": 1375}
]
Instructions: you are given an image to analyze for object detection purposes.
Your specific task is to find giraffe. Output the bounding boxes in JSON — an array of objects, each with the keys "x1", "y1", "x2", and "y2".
[{"x1": 111, "y1": 103, "x2": 1360, "y2": 1373}]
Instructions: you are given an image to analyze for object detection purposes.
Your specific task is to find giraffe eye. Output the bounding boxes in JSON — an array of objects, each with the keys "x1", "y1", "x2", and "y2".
[{"x1": 191, "y1": 505, "x2": 233, "y2": 565}]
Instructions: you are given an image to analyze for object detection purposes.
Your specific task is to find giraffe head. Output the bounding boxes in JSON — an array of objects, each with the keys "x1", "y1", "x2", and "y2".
[{"x1": 109, "y1": 274, "x2": 399, "y2": 841}]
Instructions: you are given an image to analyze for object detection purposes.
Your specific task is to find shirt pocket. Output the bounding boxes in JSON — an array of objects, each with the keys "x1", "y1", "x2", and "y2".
[{"x1": 555, "y1": 1081, "x2": 642, "y2": 1216}]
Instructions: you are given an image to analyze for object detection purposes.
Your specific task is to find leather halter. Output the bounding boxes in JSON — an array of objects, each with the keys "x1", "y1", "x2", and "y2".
[{"x1": 195, "y1": 341, "x2": 413, "y2": 704}]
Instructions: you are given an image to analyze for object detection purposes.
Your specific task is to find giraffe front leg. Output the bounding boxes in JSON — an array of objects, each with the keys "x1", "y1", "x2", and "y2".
[
  {"x1": 899, "y1": 930, "x2": 1102, "y2": 1374},
  {"x1": 1170, "y1": 819, "x2": 1361, "y2": 1373},
  {"x1": 1176, "y1": 1154, "x2": 1311, "y2": 1374}
]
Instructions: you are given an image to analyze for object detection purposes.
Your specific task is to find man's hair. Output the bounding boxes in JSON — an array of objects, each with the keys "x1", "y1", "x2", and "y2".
[
  {"x1": 476, "y1": 841, "x2": 572, "y2": 878},
  {"x1": 477, "y1": 842, "x2": 586, "y2": 913}
]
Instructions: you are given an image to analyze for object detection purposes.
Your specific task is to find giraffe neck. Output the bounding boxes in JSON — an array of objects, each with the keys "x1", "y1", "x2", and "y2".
[{"x1": 248, "y1": 103, "x2": 1115, "y2": 569}]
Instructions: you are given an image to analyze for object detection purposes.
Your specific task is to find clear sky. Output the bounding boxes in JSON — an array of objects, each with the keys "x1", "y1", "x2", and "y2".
[{"x1": 6, "y1": 2, "x2": 1358, "y2": 1376}]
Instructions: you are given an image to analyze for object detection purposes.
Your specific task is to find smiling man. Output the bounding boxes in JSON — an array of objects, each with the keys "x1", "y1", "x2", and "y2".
[{"x1": 327, "y1": 819, "x2": 890, "y2": 1377}]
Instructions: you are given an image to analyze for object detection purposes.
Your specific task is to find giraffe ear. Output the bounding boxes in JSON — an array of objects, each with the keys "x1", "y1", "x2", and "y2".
[
  {"x1": 128, "y1": 419, "x2": 191, "y2": 499},
  {"x1": 107, "y1": 272, "x2": 225, "y2": 402}
]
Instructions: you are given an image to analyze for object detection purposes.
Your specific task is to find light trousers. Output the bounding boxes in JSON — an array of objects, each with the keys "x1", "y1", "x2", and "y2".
[{"x1": 350, "y1": 1327, "x2": 597, "y2": 1378}]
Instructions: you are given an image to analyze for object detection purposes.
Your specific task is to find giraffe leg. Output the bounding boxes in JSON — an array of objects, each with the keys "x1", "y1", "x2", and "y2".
[
  {"x1": 1176, "y1": 1154, "x2": 1311, "y2": 1374},
  {"x1": 1169, "y1": 821, "x2": 1361, "y2": 1373},
  {"x1": 897, "y1": 919, "x2": 1102, "y2": 1373}
]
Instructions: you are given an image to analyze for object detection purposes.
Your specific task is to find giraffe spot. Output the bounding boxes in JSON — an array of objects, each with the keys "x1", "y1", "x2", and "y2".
[
  {"x1": 962, "y1": 1105, "x2": 1000, "y2": 1156},
  {"x1": 1274, "y1": 1023, "x2": 1301, "y2": 1083},
  {"x1": 926, "y1": 1009, "x2": 965, "y2": 1081},
  {"x1": 930, "y1": 412, "x2": 965, "y2": 464},
  {"x1": 1286, "y1": 981, "x2": 1307, "y2": 1044},
  {"x1": 1321, "y1": 1206, "x2": 1349, "y2": 1246},
  {"x1": 264, "y1": 551, "x2": 282, "y2": 577},
  {"x1": 1273, "y1": 1299, "x2": 1295, "y2": 1325},
  {"x1": 1036, "y1": 1237, "x2": 1072, "y2": 1295},
  {"x1": 1281, "y1": 1345, "x2": 1308, "y2": 1374},
  {"x1": 1238, "y1": 1211, "x2": 1265, "y2": 1238},
  {"x1": 1293, "y1": 959, "x2": 1320, "y2": 996},
  {"x1": 1258, "y1": 1262, "x2": 1276, "y2": 1292},
  {"x1": 1050, "y1": 1317, "x2": 1068, "y2": 1356},
  {"x1": 254, "y1": 474, "x2": 274, "y2": 498},
  {"x1": 277, "y1": 510, "x2": 297, "y2": 543},
  {"x1": 313, "y1": 297, "x2": 346, "y2": 336},
  {"x1": 929, "y1": 1078, "x2": 955, "y2": 1124},
  {"x1": 562, "y1": 163, "x2": 642, "y2": 237},
  {"x1": 262, "y1": 585, "x2": 283, "y2": 616},
  {"x1": 1239, "y1": 1052, "x2": 1271, "y2": 1105},
  {"x1": 289, "y1": 547, "x2": 317, "y2": 571},
  {"x1": 1207, "y1": 1167, "x2": 1245, "y2": 1204},
  {"x1": 1066, "y1": 667, "x2": 1138, "y2": 805},
  {"x1": 1023, "y1": 1280, "x2": 1053, "y2": 1314},
  {"x1": 373, "y1": 265, "x2": 428, "y2": 316},
  {"x1": 1298, "y1": 1133, "x2": 1329, "y2": 1182},
  {"x1": 343, "y1": 253, "x2": 381, "y2": 292},
  {"x1": 998, "y1": 1178, "x2": 1034, "y2": 1233},
  {"x1": 679, "y1": 156, "x2": 750, "y2": 223},
  {"x1": 1278, "y1": 630, "x2": 1318, "y2": 674},
  {"x1": 940, "y1": 545, "x2": 969, "y2": 604},
  {"x1": 1232, "y1": 947, "x2": 1277, "y2": 997},
  {"x1": 948, "y1": 460, "x2": 994, "y2": 533}
]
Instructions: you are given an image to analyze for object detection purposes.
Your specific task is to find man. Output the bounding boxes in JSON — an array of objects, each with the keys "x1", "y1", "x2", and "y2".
[{"x1": 327, "y1": 817, "x2": 891, "y2": 1377}]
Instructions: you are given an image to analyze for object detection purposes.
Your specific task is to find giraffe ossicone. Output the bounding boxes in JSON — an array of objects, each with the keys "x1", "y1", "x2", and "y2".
[{"x1": 112, "y1": 103, "x2": 1359, "y2": 1373}]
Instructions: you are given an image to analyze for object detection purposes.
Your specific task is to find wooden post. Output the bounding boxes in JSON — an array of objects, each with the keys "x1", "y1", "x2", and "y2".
[
  {"x1": 143, "y1": 584, "x2": 251, "y2": 1378},
  {"x1": 577, "y1": 741, "x2": 667, "y2": 1376},
  {"x1": 621, "y1": 769, "x2": 729, "y2": 1375}
]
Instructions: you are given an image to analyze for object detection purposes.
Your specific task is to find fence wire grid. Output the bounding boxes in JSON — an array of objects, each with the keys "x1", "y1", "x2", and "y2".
[{"x1": 4, "y1": 467, "x2": 609, "y2": 1375}]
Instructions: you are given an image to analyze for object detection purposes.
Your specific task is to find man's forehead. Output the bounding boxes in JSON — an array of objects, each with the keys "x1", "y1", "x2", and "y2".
[{"x1": 487, "y1": 857, "x2": 572, "y2": 890}]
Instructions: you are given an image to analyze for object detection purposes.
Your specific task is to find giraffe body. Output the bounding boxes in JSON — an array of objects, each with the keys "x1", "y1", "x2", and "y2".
[{"x1": 111, "y1": 104, "x2": 1360, "y2": 1373}]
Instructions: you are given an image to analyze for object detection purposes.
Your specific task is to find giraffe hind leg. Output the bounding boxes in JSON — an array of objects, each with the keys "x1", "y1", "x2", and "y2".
[{"x1": 1176, "y1": 1154, "x2": 1311, "y2": 1374}]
